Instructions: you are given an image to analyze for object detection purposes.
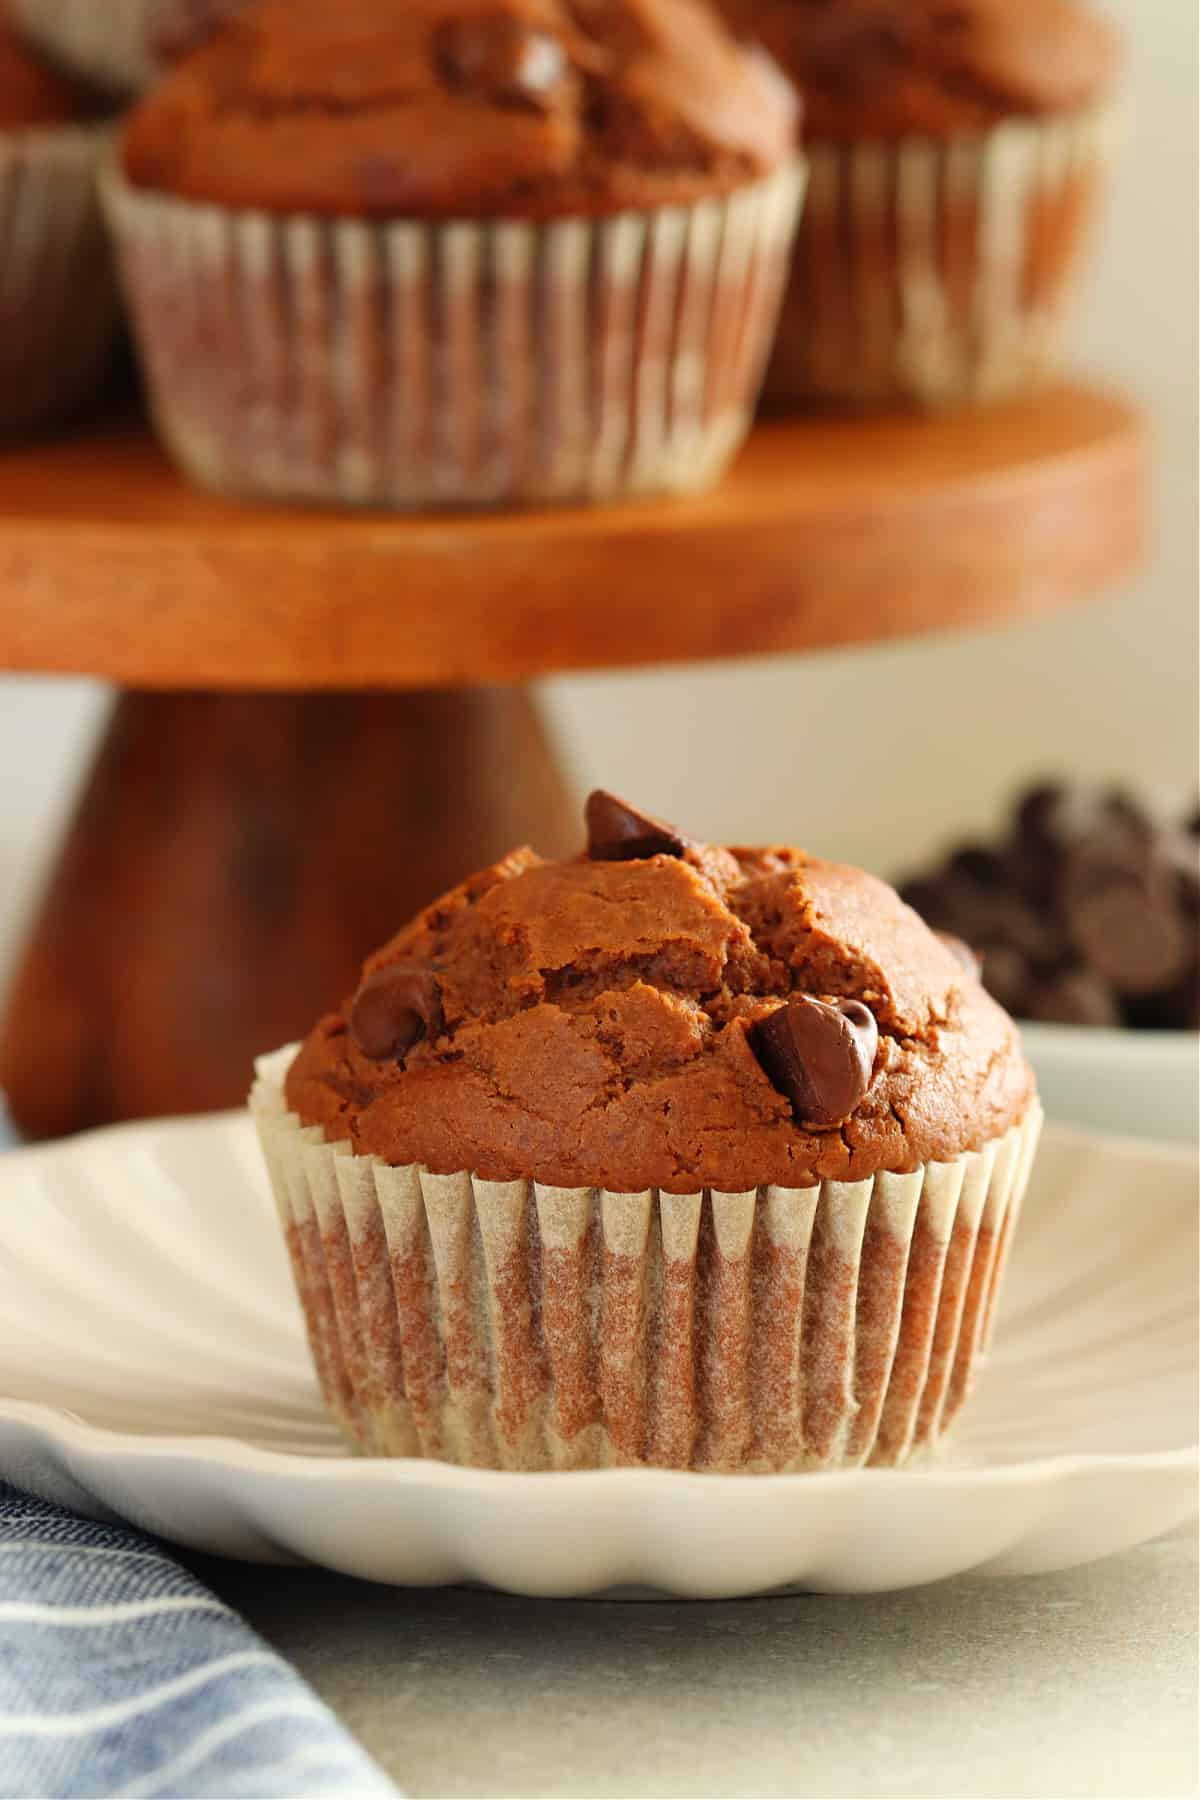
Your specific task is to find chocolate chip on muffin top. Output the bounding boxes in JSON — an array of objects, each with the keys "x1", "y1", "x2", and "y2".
[
  {"x1": 121, "y1": 0, "x2": 799, "y2": 217},
  {"x1": 721, "y1": 0, "x2": 1122, "y2": 140},
  {"x1": 285, "y1": 791, "x2": 1034, "y2": 1193}
]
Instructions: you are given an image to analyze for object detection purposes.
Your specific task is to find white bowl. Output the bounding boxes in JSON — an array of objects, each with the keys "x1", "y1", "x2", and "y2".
[{"x1": 1020, "y1": 1023, "x2": 1199, "y2": 1145}]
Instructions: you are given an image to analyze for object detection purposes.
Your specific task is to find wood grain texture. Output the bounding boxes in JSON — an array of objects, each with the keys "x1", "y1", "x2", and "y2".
[
  {"x1": 0, "y1": 382, "x2": 1146, "y2": 690},
  {"x1": 0, "y1": 688, "x2": 577, "y2": 1137}
]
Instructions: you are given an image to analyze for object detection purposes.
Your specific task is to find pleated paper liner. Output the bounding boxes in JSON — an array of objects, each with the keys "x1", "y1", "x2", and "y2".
[
  {"x1": 251, "y1": 1045, "x2": 1042, "y2": 1472},
  {"x1": 764, "y1": 106, "x2": 1118, "y2": 411},
  {"x1": 0, "y1": 124, "x2": 119, "y2": 438},
  {"x1": 101, "y1": 159, "x2": 805, "y2": 508},
  {"x1": 9, "y1": 0, "x2": 241, "y2": 94}
]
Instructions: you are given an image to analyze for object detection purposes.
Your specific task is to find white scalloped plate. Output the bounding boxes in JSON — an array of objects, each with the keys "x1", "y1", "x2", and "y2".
[{"x1": 0, "y1": 1111, "x2": 1195, "y2": 1597}]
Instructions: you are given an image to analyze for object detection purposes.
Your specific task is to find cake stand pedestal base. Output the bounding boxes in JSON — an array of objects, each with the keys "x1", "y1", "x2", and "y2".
[{"x1": 0, "y1": 687, "x2": 576, "y2": 1139}]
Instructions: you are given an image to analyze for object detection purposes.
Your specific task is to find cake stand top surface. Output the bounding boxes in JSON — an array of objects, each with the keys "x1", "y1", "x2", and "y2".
[{"x1": 0, "y1": 381, "x2": 1146, "y2": 690}]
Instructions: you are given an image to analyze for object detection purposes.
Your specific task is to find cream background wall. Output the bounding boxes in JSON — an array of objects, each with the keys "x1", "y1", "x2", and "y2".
[{"x1": 0, "y1": 0, "x2": 1195, "y2": 995}]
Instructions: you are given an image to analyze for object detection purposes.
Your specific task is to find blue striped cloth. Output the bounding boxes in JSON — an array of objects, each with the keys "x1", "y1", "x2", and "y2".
[{"x1": 0, "y1": 1484, "x2": 399, "y2": 1799}]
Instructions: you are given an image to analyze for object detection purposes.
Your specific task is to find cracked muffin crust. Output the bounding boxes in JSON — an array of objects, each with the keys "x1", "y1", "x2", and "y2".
[
  {"x1": 285, "y1": 809, "x2": 1035, "y2": 1193},
  {"x1": 721, "y1": 0, "x2": 1122, "y2": 141},
  {"x1": 121, "y1": 0, "x2": 798, "y2": 217}
]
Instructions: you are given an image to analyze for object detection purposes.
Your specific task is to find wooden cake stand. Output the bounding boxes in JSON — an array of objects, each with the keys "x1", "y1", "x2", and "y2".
[{"x1": 0, "y1": 380, "x2": 1146, "y2": 1138}]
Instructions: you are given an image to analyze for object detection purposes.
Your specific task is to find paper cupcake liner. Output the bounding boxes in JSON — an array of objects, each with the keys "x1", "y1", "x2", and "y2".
[
  {"x1": 9, "y1": 0, "x2": 243, "y2": 93},
  {"x1": 764, "y1": 106, "x2": 1118, "y2": 410},
  {"x1": 251, "y1": 1044, "x2": 1041, "y2": 1472},
  {"x1": 0, "y1": 123, "x2": 119, "y2": 438},
  {"x1": 101, "y1": 160, "x2": 805, "y2": 508}
]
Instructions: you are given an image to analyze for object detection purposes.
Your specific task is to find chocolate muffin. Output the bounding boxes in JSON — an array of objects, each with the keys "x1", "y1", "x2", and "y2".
[
  {"x1": 723, "y1": 0, "x2": 1123, "y2": 409},
  {"x1": 252, "y1": 792, "x2": 1041, "y2": 1472},
  {"x1": 104, "y1": 0, "x2": 804, "y2": 509},
  {"x1": 9, "y1": 0, "x2": 243, "y2": 94},
  {"x1": 0, "y1": 8, "x2": 117, "y2": 436}
]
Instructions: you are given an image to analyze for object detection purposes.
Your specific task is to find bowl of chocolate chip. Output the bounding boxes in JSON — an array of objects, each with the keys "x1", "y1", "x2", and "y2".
[{"x1": 900, "y1": 783, "x2": 1200, "y2": 1144}]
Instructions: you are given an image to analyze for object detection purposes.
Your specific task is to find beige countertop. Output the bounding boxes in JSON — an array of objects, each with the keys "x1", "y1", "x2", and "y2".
[{"x1": 194, "y1": 1527, "x2": 1198, "y2": 1800}]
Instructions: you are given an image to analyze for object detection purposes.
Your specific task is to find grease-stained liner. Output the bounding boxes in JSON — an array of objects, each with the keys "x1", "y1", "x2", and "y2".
[
  {"x1": 103, "y1": 159, "x2": 804, "y2": 508},
  {"x1": 252, "y1": 1044, "x2": 1041, "y2": 1472},
  {"x1": 765, "y1": 107, "x2": 1118, "y2": 410},
  {"x1": 0, "y1": 122, "x2": 118, "y2": 437}
]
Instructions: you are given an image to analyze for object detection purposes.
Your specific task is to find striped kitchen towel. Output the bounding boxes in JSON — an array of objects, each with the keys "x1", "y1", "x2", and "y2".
[{"x1": 0, "y1": 1484, "x2": 399, "y2": 1799}]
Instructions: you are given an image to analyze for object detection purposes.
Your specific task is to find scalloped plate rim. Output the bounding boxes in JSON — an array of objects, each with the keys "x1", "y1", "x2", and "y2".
[{"x1": 0, "y1": 1398, "x2": 1195, "y2": 1491}]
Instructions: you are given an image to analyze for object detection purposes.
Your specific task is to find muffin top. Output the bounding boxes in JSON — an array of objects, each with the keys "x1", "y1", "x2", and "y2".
[
  {"x1": 121, "y1": 0, "x2": 798, "y2": 217},
  {"x1": 722, "y1": 0, "x2": 1122, "y2": 141},
  {"x1": 284, "y1": 792, "x2": 1035, "y2": 1193},
  {"x1": 0, "y1": 10, "x2": 97, "y2": 127}
]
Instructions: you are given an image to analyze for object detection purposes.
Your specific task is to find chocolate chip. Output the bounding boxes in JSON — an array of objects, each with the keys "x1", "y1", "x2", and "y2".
[
  {"x1": 434, "y1": 15, "x2": 566, "y2": 109},
  {"x1": 749, "y1": 995, "x2": 878, "y2": 1129},
  {"x1": 1013, "y1": 782, "x2": 1072, "y2": 848},
  {"x1": 1163, "y1": 830, "x2": 1200, "y2": 914},
  {"x1": 964, "y1": 890, "x2": 1065, "y2": 964},
  {"x1": 906, "y1": 858, "x2": 1064, "y2": 964},
  {"x1": 1063, "y1": 858, "x2": 1188, "y2": 996},
  {"x1": 901, "y1": 781, "x2": 1200, "y2": 1030},
  {"x1": 947, "y1": 845, "x2": 1009, "y2": 887},
  {"x1": 1017, "y1": 782, "x2": 1151, "y2": 861},
  {"x1": 1026, "y1": 969, "x2": 1121, "y2": 1028},
  {"x1": 979, "y1": 944, "x2": 1033, "y2": 1016},
  {"x1": 1126, "y1": 962, "x2": 1200, "y2": 1031},
  {"x1": 899, "y1": 876, "x2": 960, "y2": 929},
  {"x1": 1003, "y1": 837, "x2": 1058, "y2": 905},
  {"x1": 585, "y1": 790, "x2": 689, "y2": 862},
  {"x1": 350, "y1": 961, "x2": 442, "y2": 1062}
]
